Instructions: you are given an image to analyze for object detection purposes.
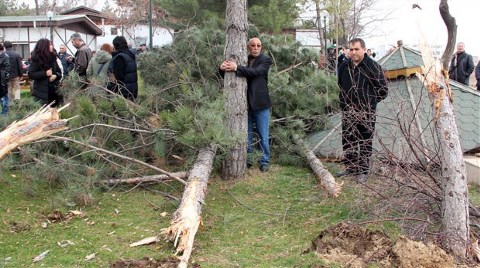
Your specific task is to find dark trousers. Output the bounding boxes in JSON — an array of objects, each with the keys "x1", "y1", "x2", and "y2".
[{"x1": 341, "y1": 109, "x2": 376, "y2": 174}]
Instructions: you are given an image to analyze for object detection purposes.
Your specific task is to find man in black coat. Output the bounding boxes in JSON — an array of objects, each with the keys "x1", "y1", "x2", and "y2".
[
  {"x1": 219, "y1": 37, "x2": 272, "y2": 172},
  {"x1": 337, "y1": 38, "x2": 388, "y2": 183},
  {"x1": 476, "y1": 61, "x2": 480, "y2": 91},
  {"x1": 0, "y1": 43, "x2": 11, "y2": 115},
  {"x1": 107, "y1": 36, "x2": 138, "y2": 101},
  {"x1": 4, "y1": 41, "x2": 22, "y2": 103},
  {"x1": 448, "y1": 42, "x2": 474, "y2": 85}
]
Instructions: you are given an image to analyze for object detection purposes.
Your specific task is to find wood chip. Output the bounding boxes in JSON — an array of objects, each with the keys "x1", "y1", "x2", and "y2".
[{"x1": 129, "y1": 236, "x2": 159, "y2": 247}]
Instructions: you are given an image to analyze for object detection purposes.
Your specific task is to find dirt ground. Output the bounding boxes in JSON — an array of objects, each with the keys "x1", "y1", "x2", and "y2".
[
  {"x1": 309, "y1": 221, "x2": 455, "y2": 268},
  {"x1": 108, "y1": 223, "x2": 455, "y2": 268},
  {"x1": 110, "y1": 256, "x2": 181, "y2": 268}
]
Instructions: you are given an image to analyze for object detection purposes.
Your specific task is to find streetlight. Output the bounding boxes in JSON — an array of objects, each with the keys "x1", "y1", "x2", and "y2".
[{"x1": 47, "y1": 11, "x2": 54, "y2": 43}]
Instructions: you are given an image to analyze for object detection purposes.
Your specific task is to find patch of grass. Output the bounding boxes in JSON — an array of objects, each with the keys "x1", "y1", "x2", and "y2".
[
  {"x1": 469, "y1": 185, "x2": 480, "y2": 207},
  {"x1": 0, "y1": 165, "x2": 398, "y2": 267}
]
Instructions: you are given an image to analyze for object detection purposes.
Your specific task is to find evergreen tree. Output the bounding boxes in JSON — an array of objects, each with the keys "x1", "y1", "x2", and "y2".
[
  {"x1": 0, "y1": 0, "x2": 30, "y2": 16},
  {"x1": 159, "y1": 0, "x2": 302, "y2": 33}
]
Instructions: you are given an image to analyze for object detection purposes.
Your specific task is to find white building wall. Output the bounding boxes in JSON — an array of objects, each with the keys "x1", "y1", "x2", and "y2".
[
  {"x1": 296, "y1": 30, "x2": 322, "y2": 50},
  {"x1": 96, "y1": 24, "x2": 173, "y2": 50},
  {"x1": 2, "y1": 26, "x2": 97, "y2": 57}
]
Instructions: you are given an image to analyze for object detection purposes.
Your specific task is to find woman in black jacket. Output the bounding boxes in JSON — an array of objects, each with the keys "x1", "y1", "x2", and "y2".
[{"x1": 28, "y1": 38, "x2": 62, "y2": 106}]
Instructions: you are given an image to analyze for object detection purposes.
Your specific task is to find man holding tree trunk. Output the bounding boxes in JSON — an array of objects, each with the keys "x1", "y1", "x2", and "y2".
[{"x1": 219, "y1": 37, "x2": 272, "y2": 172}]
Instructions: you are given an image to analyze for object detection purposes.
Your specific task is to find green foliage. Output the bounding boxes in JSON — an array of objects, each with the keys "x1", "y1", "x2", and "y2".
[
  {"x1": 249, "y1": 0, "x2": 301, "y2": 33},
  {"x1": 158, "y1": 0, "x2": 225, "y2": 29},
  {"x1": 0, "y1": 0, "x2": 30, "y2": 16},
  {"x1": 138, "y1": 26, "x2": 233, "y2": 159},
  {"x1": 2, "y1": 81, "x2": 169, "y2": 206},
  {"x1": 159, "y1": 0, "x2": 302, "y2": 33}
]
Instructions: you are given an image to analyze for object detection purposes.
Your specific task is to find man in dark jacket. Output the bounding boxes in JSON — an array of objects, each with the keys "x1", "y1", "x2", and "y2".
[
  {"x1": 219, "y1": 37, "x2": 272, "y2": 172},
  {"x1": 337, "y1": 38, "x2": 388, "y2": 183},
  {"x1": 475, "y1": 61, "x2": 480, "y2": 91},
  {"x1": 4, "y1": 41, "x2": 22, "y2": 103},
  {"x1": 107, "y1": 36, "x2": 138, "y2": 100},
  {"x1": 70, "y1": 33, "x2": 92, "y2": 87},
  {"x1": 448, "y1": 42, "x2": 474, "y2": 85},
  {"x1": 58, "y1": 44, "x2": 74, "y2": 76},
  {"x1": 0, "y1": 44, "x2": 11, "y2": 114}
]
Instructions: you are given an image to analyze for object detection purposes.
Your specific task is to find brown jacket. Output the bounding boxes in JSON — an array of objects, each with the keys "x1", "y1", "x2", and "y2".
[{"x1": 74, "y1": 43, "x2": 92, "y2": 77}]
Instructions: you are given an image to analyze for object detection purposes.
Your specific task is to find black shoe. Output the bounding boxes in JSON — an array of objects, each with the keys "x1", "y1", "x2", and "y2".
[
  {"x1": 335, "y1": 170, "x2": 352, "y2": 177},
  {"x1": 259, "y1": 164, "x2": 269, "y2": 172}
]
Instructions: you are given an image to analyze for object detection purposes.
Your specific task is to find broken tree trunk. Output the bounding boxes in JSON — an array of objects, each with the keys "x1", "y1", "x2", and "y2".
[
  {"x1": 0, "y1": 104, "x2": 72, "y2": 160},
  {"x1": 162, "y1": 144, "x2": 218, "y2": 268},
  {"x1": 416, "y1": 0, "x2": 469, "y2": 258},
  {"x1": 96, "y1": 172, "x2": 188, "y2": 186},
  {"x1": 293, "y1": 134, "x2": 342, "y2": 197}
]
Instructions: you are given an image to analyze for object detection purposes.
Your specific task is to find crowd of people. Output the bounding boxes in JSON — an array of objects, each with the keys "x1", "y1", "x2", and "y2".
[
  {"x1": 0, "y1": 34, "x2": 478, "y2": 181},
  {"x1": 0, "y1": 33, "x2": 141, "y2": 114}
]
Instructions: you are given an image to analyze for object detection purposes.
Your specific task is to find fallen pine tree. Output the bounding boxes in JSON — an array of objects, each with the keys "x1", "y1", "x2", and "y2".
[
  {"x1": 293, "y1": 134, "x2": 342, "y2": 197},
  {"x1": 123, "y1": 144, "x2": 218, "y2": 267},
  {"x1": 161, "y1": 144, "x2": 217, "y2": 268},
  {"x1": 96, "y1": 172, "x2": 188, "y2": 186},
  {"x1": 0, "y1": 103, "x2": 72, "y2": 160}
]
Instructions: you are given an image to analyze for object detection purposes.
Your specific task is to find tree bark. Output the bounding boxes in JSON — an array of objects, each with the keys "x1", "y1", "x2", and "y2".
[
  {"x1": 222, "y1": 0, "x2": 248, "y2": 180},
  {"x1": 162, "y1": 144, "x2": 217, "y2": 268},
  {"x1": 293, "y1": 135, "x2": 342, "y2": 197},
  {"x1": 0, "y1": 104, "x2": 71, "y2": 160},
  {"x1": 417, "y1": 0, "x2": 469, "y2": 258}
]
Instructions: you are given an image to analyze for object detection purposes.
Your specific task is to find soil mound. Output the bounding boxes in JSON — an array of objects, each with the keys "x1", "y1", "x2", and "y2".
[
  {"x1": 110, "y1": 256, "x2": 179, "y2": 268},
  {"x1": 310, "y1": 221, "x2": 454, "y2": 268}
]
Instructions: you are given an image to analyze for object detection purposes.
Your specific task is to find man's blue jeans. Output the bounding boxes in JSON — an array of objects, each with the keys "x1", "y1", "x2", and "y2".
[
  {"x1": 1, "y1": 96, "x2": 8, "y2": 114},
  {"x1": 247, "y1": 108, "x2": 270, "y2": 166}
]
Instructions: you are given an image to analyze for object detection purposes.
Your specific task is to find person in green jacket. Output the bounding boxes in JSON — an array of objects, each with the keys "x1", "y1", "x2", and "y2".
[
  {"x1": 87, "y1": 43, "x2": 113, "y2": 80},
  {"x1": 86, "y1": 43, "x2": 113, "y2": 95}
]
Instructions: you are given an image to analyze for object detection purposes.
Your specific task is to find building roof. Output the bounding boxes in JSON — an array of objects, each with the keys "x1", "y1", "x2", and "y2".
[
  {"x1": 59, "y1": 6, "x2": 113, "y2": 22},
  {"x1": 59, "y1": 6, "x2": 102, "y2": 15},
  {"x1": 0, "y1": 15, "x2": 103, "y2": 35},
  {"x1": 307, "y1": 41, "x2": 480, "y2": 161},
  {"x1": 378, "y1": 40, "x2": 424, "y2": 71}
]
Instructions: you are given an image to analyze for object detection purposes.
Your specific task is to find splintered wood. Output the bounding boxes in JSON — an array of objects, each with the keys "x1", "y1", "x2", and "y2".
[
  {"x1": 0, "y1": 104, "x2": 72, "y2": 160},
  {"x1": 161, "y1": 144, "x2": 217, "y2": 268}
]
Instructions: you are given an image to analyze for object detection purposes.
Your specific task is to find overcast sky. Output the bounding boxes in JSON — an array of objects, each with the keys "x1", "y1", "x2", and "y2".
[
  {"x1": 18, "y1": 0, "x2": 480, "y2": 57},
  {"x1": 363, "y1": 0, "x2": 479, "y2": 57}
]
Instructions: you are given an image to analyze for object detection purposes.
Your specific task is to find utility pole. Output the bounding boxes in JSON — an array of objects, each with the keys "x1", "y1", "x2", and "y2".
[
  {"x1": 149, "y1": 0, "x2": 153, "y2": 50},
  {"x1": 47, "y1": 11, "x2": 53, "y2": 43}
]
